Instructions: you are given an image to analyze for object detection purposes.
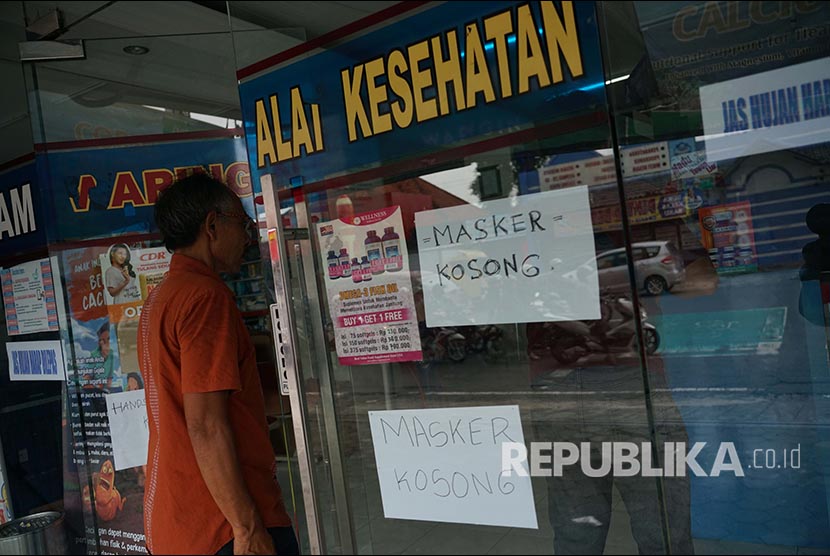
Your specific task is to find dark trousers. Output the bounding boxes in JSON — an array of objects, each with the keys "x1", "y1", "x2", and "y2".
[
  {"x1": 530, "y1": 365, "x2": 694, "y2": 555},
  {"x1": 215, "y1": 526, "x2": 299, "y2": 555}
]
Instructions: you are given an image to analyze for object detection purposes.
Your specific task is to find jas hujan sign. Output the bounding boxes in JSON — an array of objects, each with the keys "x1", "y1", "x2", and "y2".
[{"x1": 239, "y1": 1, "x2": 606, "y2": 191}]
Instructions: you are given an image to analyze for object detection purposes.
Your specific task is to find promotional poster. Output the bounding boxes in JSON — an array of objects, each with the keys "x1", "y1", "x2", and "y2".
[
  {"x1": 317, "y1": 206, "x2": 422, "y2": 366},
  {"x1": 1, "y1": 258, "x2": 61, "y2": 335},
  {"x1": 699, "y1": 201, "x2": 758, "y2": 274},
  {"x1": 62, "y1": 245, "x2": 152, "y2": 554},
  {"x1": 99, "y1": 245, "x2": 170, "y2": 324}
]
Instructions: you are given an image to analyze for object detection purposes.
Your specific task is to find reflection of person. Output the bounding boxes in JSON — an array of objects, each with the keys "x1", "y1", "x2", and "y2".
[
  {"x1": 526, "y1": 316, "x2": 694, "y2": 554},
  {"x1": 126, "y1": 372, "x2": 143, "y2": 391},
  {"x1": 90, "y1": 322, "x2": 116, "y2": 392},
  {"x1": 799, "y1": 204, "x2": 830, "y2": 325},
  {"x1": 138, "y1": 174, "x2": 295, "y2": 555},
  {"x1": 106, "y1": 244, "x2": 141, "y2": 304}
]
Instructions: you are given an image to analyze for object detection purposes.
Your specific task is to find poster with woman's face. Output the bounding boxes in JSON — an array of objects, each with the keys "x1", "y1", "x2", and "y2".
[{"x1": 99, "y1": 245, "x2": 170, "y2": 323}]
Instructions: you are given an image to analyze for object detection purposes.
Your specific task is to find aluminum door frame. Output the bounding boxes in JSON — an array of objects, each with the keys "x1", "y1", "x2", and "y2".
[{"x1": 260, "y1": 175, "x2": 357, "y2": 555}]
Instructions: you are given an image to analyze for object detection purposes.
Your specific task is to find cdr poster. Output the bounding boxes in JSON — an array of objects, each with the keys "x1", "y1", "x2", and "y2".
[
  {"x1": 100, "y1": 245, "x2": 171, "y2": 323},
  {"x1": 316, "y1": 206, "x2": 422, "y2": 366}
]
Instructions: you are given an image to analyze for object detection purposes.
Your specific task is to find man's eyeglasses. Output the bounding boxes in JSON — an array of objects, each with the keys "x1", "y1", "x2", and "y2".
[{"x1": 217, "y1": 211, "x2": 258, "y2": 243}]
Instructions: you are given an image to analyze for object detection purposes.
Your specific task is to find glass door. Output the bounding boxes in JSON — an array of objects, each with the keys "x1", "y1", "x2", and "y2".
[
  {"x1": 598, "y1": 2, "x2": 830, "y2": 553},
  {"x1": 261, "y1": 131, "x2": 673, "y2": 554},
  {"x1": 241, "y1": 2, "x2": 704, "y2": 554}
]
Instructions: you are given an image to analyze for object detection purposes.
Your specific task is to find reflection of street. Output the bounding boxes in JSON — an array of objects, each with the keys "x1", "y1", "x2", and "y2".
[
  {"x1": 642, "y1": 269, "x2": 830, "y2": 548},
  {"x1": 668, "y1": 257, "x2": 719, "y2": 296},
  {"x1": 323, "y1": 266, "x2": 830, "y2": 550},
  {"x1": 651, "y1": 306, "x2": 786, "y2": 356}
]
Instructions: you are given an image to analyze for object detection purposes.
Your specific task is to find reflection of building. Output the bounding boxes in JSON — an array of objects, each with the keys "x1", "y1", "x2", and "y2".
[
  {"x1": 719, "y1": 149, "x2": 830, "y2": 269},
  {"x1": 521, "y1": 141, "x2": 830, "y2": 271},
  {"x1": 522, "y1": 150, "x2": 711, "y2": 256}
]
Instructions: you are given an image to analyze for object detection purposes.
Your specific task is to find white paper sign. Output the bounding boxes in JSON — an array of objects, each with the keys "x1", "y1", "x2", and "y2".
[
  {"x1": 6, "y1": 340, "x2": 66, "y2": 381},
  {"x1": 699, "y1": 57, "x2": 830, "y2": 162},
  {"x1": 415, "y1": 187, "x2": 600, "y2": 327},
  {"x1": 538, "y1": 156, "x2": 617, "y2": 192},
  {"x1": 369, "y1": 405, "x2": 537, "y2": 529},
  {"x1": 620, "y1": 142, "x2": 669, "y2": 177},
  {"x1": 579, "y1": 155, "x2": 618, "y2": 186},
  {"x1": 105, "y1": 389, "x2": 149, "y2": 471},
  {"x1": 1, "y1": 258, "x2": 60, "y2": 335}
]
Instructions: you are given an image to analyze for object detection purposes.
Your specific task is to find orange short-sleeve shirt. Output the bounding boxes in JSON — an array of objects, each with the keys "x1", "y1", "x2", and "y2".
[{"x1": 138, "y1": 254, "x2": 291, "y2": 555}]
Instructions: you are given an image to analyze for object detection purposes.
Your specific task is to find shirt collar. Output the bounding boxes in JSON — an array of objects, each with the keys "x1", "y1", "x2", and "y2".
[{"x1": 169, "y1": 253, "x2": 222, "y2": 281}]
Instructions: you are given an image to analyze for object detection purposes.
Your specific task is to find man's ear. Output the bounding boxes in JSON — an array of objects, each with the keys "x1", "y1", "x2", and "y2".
[{"x1": 205, "y1": 211, "x2": 218, "y2": 241}]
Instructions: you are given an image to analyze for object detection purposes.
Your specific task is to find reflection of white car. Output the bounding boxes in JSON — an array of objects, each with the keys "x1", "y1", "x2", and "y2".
[{"x1": 563, "y1": 241, "x2": 686, "y2": 296}]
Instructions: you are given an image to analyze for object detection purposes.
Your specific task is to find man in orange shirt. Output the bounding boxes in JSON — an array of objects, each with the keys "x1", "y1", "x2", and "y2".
[{"x1": 138, "y1": 174, "x2": 296, "y2": 555}]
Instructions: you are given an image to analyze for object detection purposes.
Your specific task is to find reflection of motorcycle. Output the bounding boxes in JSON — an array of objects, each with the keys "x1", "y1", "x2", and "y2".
[
  {"x1": 421, "y1": 324, "x2": 467, "y2": 363},
  {"x1": 461, "y1": 325, "x2": 505, "y2": 359},
  {"x1": 541, "y1": 295, "x2": 660, "y2": 365}
]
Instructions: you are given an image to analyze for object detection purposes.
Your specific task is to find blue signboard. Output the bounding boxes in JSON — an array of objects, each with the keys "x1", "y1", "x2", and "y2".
[
  {"x1": 238, "y1": 1, "x2": 606, "y2": 193},
  {"x1": 41, "y1": 135, "x2": 251, "y2": 241},
  {"x1": 634, "y1": 1, "x2": 830, "y2": 110},
  {"x1": 0, "y1": 158, "x2": 47, "y2": 258}
]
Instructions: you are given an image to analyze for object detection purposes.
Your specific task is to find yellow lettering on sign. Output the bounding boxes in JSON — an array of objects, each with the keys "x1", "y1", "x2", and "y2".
[
  {"x1": 408, "y1": 39, "x2": 438, "y2": 123},
  {"x1": 290, "y1": 87, "x2": 314, "y2": 158},
  {"x1": 388, "y1": 49, "x2": 414, "y2": 129},
  {"x1": 312, "y1": 104, "x2": 324, "y2": 152},
  {"x1": 485, "y1": 10, "x2": 514, "y2": 99},
  {"x1": 323, "y1": 1, "x2": 590, "y2": 144},
  {"x1": 464, "y1": 22, "x2": 496, "y2": 108},
  {"x1": 673, "y1": 5, "x2": 701, "y2": 41},
  {"x1": 341, "y1": 65, "x2": 372, "y2": 142},
  {"x1": 271, "y1": 94, "x2": 293, "y2": 162},
  {"x1": 698, "y1": 2, "x2": 729, "y2": 36},
  {"x1": 517, "y1": 4, "x2": 551, "y2": 94},
  {"x1": 69, "y1": 175, "x2": 97, "y2": 213},
  {"x1": 431, "y1": 30, "x2": 466, "y2": 115},
  {"x1": 108, "y1": 172, "x2": 147, "y2": 209},
  {"x1": 143, "y1": 168, "x2": 174, "y2": 204},
  {"x1": 540, "y1": 1, "x2": 583, "y2": 83},
  {"x1": 365, "y1": 57, "x2": 393, "y2": 134},
  {"x1": 255, "y1": 99, "x2": 277, "y2": 169},
  {"x1": 749, "y1": 2, "x2": 778, "y2": 24}
]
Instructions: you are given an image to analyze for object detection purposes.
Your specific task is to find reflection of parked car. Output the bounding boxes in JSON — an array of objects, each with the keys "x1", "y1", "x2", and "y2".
[{"x1": 597, "y1": 241, "x2": 686, "y2": 295}]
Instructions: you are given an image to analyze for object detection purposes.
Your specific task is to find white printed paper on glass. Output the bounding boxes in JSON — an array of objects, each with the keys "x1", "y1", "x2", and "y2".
[
  {"x1": 415, "y1": 187, "x2": 600, "y2": 327},
  {"x1": 369, "y1": 405, "x2": 537, "y2": 529},
  {"x1": 6, "y1": 340, "x2": 66, "y2": 381},
  {"x1": 1, "y1": 258, "x2": 61, "y2": 335},
  {"x1": 106, "y1": 389, "x2": 149, "y2": 471},
  {"x1": 699, "y1": 57, "x2": 830, "y2": 162}
]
